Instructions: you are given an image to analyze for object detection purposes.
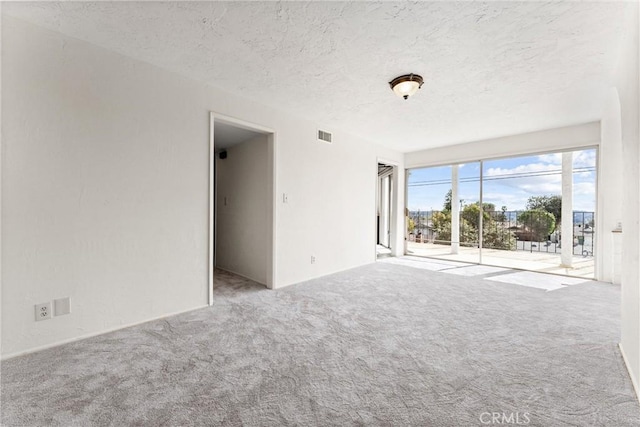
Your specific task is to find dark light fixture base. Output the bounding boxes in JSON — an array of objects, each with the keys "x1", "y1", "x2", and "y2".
[{"x1": 389, "y1": 74, "x2": 424, "y2": 100}]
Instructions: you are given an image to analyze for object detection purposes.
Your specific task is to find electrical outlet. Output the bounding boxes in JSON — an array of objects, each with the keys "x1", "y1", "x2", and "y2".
[
  {"x1": 311, "y1": 255, "x2": 316, "y2": 264},
  {"x1": 54, "y1": 297, "x2": 71, "y2": 316},
  {"x1": 35, "y1": 302, "x2": 52, "y2": 321}
]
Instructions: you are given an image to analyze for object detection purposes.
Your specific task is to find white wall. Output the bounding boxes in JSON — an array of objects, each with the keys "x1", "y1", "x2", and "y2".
[
  {"x1": 600, "y1": 88, "x2": 623, "y2": 284},
  {"x1": 1, "y1": 17, "x2": 404, "y2": 358},
  {"x1": 2, "y1": 16, "x2": 211, "y2": 358},
  {"x1": 215, "y1": 136, "x2": 269, "y2": 285},
  {"x1": 617, "y1": 2, "x2": 640, "y2": 397}
]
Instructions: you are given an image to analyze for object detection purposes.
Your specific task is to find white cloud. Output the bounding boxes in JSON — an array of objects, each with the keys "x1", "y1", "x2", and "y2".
[
  {"x1": 575, "y1": 171, "x2": 594, "y2": 179},
  {"x1": 574, "y1": 182, "x2": 595, "y2": 195},
  {"x1": 519, "y1": 182, "x2": 562, "y2": 194},
  {"x1": 537, "y1": 153, "x2": 562, "y2": 165},
  {"x1": 485, "y1": 162, "x2": 560, "y2": 177},
  {"x1": 536, "y1": 150, "x2": 596, "y2": 168},
  {"x1": 574, "y1": 149, "x2": 596, "y2": 168},
  {"x1": 481, "y1": 192, "x2": 530, "y2": 209},
  {"x1": 485, "y1": 162, "x2": 562, "y2": 195}
]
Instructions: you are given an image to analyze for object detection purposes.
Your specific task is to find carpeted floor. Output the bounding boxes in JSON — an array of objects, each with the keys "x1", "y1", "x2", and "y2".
[{"x1": 2, "y1": 261, "x2": 639, "y2": 426}]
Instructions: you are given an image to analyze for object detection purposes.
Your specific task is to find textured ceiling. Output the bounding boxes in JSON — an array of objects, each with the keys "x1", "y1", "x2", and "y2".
[{"x1": 3, "y1": 1, "x2": 631, "y2": 152}]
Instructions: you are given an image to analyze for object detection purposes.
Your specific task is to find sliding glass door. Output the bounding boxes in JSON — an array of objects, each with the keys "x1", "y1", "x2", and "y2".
[
  {"x1": 407, "y1": 165, "x2": 453, "y2": 259},
  {"x1": 406, "y1": 163, "x2": 481, "y2": 264},
  {"x1": 406, "y1": 148, "x2": 596, "y2": 278}
]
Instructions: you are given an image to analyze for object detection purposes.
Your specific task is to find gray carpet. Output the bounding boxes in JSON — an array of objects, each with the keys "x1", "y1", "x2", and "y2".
[{"x1": 2, "y1": 262, "x2": 639, "y2": 426}]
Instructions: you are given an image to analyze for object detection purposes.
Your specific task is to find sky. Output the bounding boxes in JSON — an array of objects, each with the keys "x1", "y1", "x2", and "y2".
[{"x1": 407, "y1": 149, "x2": 596, "y2": 213}]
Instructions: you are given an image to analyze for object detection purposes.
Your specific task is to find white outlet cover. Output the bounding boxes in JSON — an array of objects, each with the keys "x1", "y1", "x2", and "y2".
[
  {"x1": 54, "y1": 297, "x2": 71, "y2": 316},
  {"x1": 35, "y1": 302, "x2": 52, "y2": 321}
]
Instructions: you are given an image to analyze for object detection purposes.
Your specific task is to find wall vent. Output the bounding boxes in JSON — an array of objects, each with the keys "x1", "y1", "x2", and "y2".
[{"x1": 317, "y1": 129, "x2": 333, "y2": 144}]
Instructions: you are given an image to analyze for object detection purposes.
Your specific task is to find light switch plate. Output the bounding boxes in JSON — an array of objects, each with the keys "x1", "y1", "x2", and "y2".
[{"x1": 54, "y1": 297, "x2": 71, "y2": 316}]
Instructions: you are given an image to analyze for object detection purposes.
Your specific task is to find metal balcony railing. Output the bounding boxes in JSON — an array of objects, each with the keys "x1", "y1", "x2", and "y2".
[{"x1": 408, "y1": 209, "x2": 595, "y2": 257}]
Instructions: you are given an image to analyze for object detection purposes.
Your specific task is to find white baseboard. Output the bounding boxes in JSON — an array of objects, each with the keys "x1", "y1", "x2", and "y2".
[
  {"x1": 619, "y1": 342, "x2": 640, "y2": 402},
  {"x1": 273, "y1": 260, "x2": 375, "y2": 290},
  {"x1": 1, "y1": 304, "x2": 209, "y2": 361}
]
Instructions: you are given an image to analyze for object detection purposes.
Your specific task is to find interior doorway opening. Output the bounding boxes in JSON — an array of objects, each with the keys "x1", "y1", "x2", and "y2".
[{"x1": 209, "y1": 114, "x2": 276, "y2": 303}]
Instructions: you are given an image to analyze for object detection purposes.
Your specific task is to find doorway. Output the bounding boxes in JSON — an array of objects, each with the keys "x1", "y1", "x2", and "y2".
[
  {"x1": 377, "y1": 162, "x2": 394, "y2": 258},
  {"x1": 209, "y1": 113, "x2": 276, "y2": 304}
]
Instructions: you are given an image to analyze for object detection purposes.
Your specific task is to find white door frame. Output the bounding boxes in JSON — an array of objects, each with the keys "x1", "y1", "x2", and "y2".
[
  {"x1": 375, "y1": 157, "x2": 401, "y2": 260},
  {"x1": 209, "y1": 112, "x2": 277, "y2": 305},
  {"x1": 378, "y1": 170, "x2": 393, "y2": 248}
]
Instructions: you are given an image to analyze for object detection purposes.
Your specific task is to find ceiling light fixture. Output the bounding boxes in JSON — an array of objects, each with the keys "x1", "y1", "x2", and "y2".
[{"x1": 389, "y1": 73, "x2": 424, "y2": 100}]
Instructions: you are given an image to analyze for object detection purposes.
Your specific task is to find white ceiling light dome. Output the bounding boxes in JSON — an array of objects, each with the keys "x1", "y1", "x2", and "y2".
[{"x1": 389, "y1": 74, "x2": 424, "y2": 100}]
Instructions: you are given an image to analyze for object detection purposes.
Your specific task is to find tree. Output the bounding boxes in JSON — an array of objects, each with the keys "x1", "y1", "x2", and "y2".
[
  {"x1": 407, "y1": 217, "x2": 416, "y2": 234},
  {"x1": 429, "y1": 201, "x2": 514, "y2": 250},
  {"x1": 526, "y1": 195, "x2": 561, "y2": 225},
  {"x1": 494, "y1": 205, "x2": 508, "y2": 223},
  {"x1": 517, "y1": 209, "x2": 556, "y2": 241},
  {"x1": 443, "y1": 189, "x2": 452, "y2": 212},
  {"x1": 431, "y1": 210, "x2": 452, "y2": 243},
  {"x1": 461, "y1": 202, "x2": 495, "y2": 229},
  {"x1": 483, "y1": 227, "x2": 516, "y2": 250},
  {"x1": 461, "y1": 203, "x2": 489, "y2": 229}
]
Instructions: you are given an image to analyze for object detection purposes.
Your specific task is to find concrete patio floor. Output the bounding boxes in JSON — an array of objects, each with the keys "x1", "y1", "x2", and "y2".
[{"x1": 406, "y1": 242, "x2": 595, "y2": 279}]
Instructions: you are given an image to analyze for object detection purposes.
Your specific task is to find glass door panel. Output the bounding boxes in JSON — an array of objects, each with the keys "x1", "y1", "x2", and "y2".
[
  {"x1": 480, "y1": 149, "x2": 596, "y2": 278},
  {"x1": 456, "y1": 162, "x2": 481, "y2": 264},
  {"x1": 406, "y1": 148, "x2": 596, "y2": 279},
  {"x1": 406, "y1": 165, "x2": 453, "y2": 259}
]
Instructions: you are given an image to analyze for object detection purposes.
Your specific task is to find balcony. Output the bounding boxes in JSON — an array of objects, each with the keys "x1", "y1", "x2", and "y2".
[{"x1": 407, "y1": 210, "x2": 595, "y2": 279}]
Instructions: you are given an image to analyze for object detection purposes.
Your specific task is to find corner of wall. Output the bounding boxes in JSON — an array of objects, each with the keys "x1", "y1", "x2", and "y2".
[{"x1": 619, "y1": 342, "x2": 640, "y2": 402}]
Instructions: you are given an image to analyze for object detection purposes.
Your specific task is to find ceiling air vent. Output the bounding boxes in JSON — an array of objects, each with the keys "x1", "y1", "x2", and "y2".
[{"x1": 317, "y1": 129, "x2": 333, "y2": 144}]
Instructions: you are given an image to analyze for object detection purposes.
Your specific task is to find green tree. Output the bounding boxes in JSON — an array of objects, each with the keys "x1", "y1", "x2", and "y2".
[
  {"x1": 443, "y1": 189, "x2": 452, "y2": 212},
  {"x1": 526, "y1": 195, "x2": 561, "y2": 225},
  {"x1": 407, "y1": 217, "x2": 416, "y2": 234},
  {"x1": 429, "y1": 201, "x2": 514, "y2": 250},
  {"x1": 494, "y1": 205, "x2": 508, "y2": 222},
  {"x1": 461, "y1": 202, "x2": 495, "y2": 229},
  {"x1": 517, "y1": 209, "x2": 556, "y2": 241},
  {"x1": 431, "y1": 210, "x2": 452, "y2": 243}
]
